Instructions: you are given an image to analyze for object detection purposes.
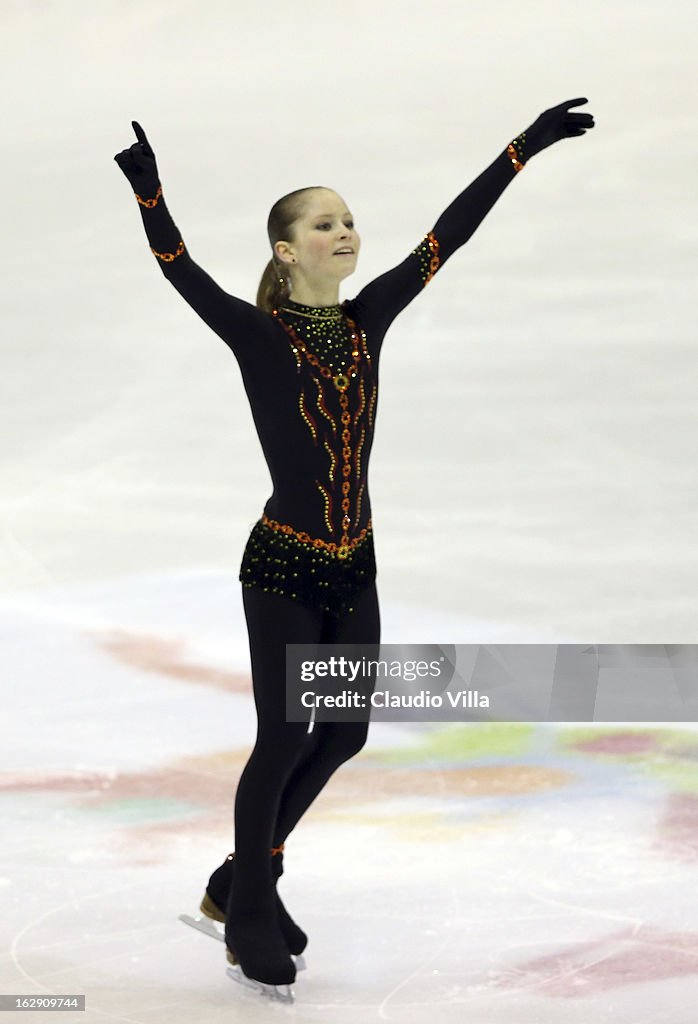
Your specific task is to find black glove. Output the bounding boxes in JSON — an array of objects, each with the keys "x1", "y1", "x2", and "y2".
[
  {"x1": 114, "y1": 120, "x2": 161, "y2": 196},
  {"x1": 523, "y1": 97, "x2": 595, "y2": 161}
]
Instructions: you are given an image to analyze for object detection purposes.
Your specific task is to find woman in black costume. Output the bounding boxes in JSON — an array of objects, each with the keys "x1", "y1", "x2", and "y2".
[{"x1": 114, "y1": 97, "x2": 594, "y2": 1001}]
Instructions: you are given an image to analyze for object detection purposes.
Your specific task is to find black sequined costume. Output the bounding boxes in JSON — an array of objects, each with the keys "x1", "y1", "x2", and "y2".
[{"x1": 133, "y1": 144, "x2": 523, "y2": 615}]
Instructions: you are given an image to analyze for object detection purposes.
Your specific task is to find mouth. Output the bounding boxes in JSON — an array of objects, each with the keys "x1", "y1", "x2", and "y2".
[{"x1": 333, "y1": 249, "x2": 354, "y2": 256}]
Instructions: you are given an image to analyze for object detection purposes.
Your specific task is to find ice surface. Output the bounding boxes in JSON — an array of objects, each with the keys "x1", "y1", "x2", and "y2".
[{"x1": 2, "y1": 573, "x2": 697, "y2": 1021}]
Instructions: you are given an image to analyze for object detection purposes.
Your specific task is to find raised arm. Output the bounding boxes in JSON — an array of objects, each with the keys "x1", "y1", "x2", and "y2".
[
  {"x1": 350, "y1": 98, "x2": 595, "y2": 337},
  {"x1": 114, "y1": 121, "x2": 266, "y2": 358}
]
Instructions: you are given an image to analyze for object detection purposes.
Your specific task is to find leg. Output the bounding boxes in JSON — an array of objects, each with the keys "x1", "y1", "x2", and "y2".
[
  {"x1": 233, "y1": 585, "x2": 323, "y2": 898},
  {"x1": 271, "y1": 582, "x2": 381, "y2": 846},
  {"x1": 224, "y1": 585, "x2": 325, "y2": 987}
]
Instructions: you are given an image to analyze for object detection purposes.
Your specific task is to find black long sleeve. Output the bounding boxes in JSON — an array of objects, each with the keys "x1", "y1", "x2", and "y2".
[
  {"x1": 132, "y1": 142, "x2": 522, "y2": 360},
  {"x1": 432, "y1": 147, "x2": 519, "y2": 259},
  {"x1": 134, "y1": 185, "x2": 267, "y2": 360},
  {"x1": 350, "y1": 146, "x2": 519, "y2": 336}
]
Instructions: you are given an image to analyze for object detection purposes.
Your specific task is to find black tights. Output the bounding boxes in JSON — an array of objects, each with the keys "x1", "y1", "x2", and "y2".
[{"x1": 233, "y1": 582, "x2": 381, "y2": 889}]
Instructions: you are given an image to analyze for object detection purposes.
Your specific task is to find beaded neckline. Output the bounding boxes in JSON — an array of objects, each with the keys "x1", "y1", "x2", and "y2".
[{"x1": 279, "y1": 298, "x2": 345, "y2": 320}]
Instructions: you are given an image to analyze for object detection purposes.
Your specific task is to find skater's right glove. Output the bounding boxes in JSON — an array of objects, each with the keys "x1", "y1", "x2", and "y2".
[
  {"x1": 113, "y1": 120, "x2": 186, "y2": 265},
  {"x1": 114, "y1": 120, "x2": 162, "y2": 201}
]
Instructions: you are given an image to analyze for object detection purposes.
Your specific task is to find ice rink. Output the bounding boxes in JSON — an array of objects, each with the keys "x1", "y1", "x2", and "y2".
[{"x1": 2, "y1": 0, "x2": 697, "y2": 1019}]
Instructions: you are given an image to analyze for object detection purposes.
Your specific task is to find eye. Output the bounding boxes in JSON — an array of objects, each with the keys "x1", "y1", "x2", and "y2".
[{"x1": 316, "y1": 220, "x2": 354, "y2": 230}]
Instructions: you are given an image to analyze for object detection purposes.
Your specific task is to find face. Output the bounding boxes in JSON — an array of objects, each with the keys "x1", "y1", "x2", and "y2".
[{"x1": 274, "y1": 189, "x2": 360, "y2": 284}]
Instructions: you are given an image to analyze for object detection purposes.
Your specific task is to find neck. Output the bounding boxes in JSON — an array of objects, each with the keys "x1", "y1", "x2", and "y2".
[{"x1": 287, "y1": 282, "x2": 340, "y2": 307}]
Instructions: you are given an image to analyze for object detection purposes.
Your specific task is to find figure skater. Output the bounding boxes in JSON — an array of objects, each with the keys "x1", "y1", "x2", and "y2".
[{"x1": 114, "y1": 96, "x2": 594, "y2": 1002}]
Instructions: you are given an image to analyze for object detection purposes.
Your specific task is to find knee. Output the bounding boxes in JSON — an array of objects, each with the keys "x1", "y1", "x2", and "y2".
[
  {"x1": 322, "y1": 721, "x2": 370, "y2": 763},
  {"x1": 250, "y1": 721, "x2": 310, "y2": 765}
]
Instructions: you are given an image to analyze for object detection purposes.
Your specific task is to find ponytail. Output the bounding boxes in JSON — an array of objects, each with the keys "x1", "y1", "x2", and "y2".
[{"x1": 256, "y1": 257, "x2": 290, "y2": 314}]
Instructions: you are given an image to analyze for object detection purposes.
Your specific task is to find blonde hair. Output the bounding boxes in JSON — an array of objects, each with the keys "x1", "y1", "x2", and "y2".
[{"x1": 256, "y1": 186, "x2": 329, "y2": 314}]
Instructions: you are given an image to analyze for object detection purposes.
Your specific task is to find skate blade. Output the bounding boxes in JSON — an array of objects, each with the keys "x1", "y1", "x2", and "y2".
[
  {"x1": 226, "y1": 964, "x2": 294, "y2": 1003},
  {"x1": 179, "y1": 914, "x2": 308, "y2": 970},
  {"x1": 178, "y1": 914, "x2": 225, "y2": 942}
]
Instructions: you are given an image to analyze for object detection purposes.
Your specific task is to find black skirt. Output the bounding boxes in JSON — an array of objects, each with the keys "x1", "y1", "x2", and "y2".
[{"x1": 239, "y1": 517, "x2": 377, "y2": 617}]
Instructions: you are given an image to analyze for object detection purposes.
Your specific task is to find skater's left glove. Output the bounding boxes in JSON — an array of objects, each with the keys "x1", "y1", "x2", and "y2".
[{"x1": 522, "y1": 97, "x2": 595, "y2": 161}]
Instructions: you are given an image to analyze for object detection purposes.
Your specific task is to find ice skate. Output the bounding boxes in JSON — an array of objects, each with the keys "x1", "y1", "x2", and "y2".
[
  {"x1": 179, "y1": 845, "x2": 307, "y2": 969},
  {"x1": 224, "y1": 859, "x2": 296, "y2": 1003},
  {"x1": 225, "y1": 949, "x2": 294, "y2": 1003},
  {"x1": 178, "y1": 908, "x2": 226, "y2": 943}
]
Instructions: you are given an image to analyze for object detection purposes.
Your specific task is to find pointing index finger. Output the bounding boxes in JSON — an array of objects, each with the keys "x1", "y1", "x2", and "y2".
[{"x1": 131, "y1": 120, "x2": 153, "y2": 157}]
